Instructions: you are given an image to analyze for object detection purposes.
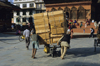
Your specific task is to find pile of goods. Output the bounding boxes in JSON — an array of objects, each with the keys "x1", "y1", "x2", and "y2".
[{"x1": 34, "y1": 10, "x2": 67, "y2": 44}]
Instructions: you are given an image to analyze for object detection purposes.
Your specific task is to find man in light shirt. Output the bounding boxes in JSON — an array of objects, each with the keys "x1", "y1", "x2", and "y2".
[{"x1": 23, "y1": 26, "x2": 30, "y2": 50}]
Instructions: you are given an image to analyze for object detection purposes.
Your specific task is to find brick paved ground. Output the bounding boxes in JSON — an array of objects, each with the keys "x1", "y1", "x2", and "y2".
[{"x1": 0, "y1": 33, "x2": 100, "y2": 66}]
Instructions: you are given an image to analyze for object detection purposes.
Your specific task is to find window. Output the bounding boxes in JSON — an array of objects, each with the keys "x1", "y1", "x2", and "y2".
[
  {"x1": 36, "y1": 4, "x2": 39, "y2": 8},
  {"x1": 29, "y1": 17, "x2": 33, "y2": 23},
  {"x1": 40, "y1": 4, "x2": 42, "y2": 9},
  {"x1": 17, "y1": 11, "x2": 20, "y2": 15},
  {"x1": 30, "y1": 3, "x2": 34, "y2": 7},
  {"x1": 23, "y1": 4, "x2": 26, "y2": 8},
  {"x1": 23, "y1": 11, "x2": 26, "y2": 15},
  {"x1": 16, "y1": 18, "x2": 20, "y2": 22},
  {"x1": 22, "y1": 18, "x2": 26, "y2": 22}
]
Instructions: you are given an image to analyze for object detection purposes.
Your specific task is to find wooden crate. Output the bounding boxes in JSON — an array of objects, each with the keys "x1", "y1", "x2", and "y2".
[
  {"x1": 35, "y1": 24, "x2": 49, "y2": 30},
  {"x1": 52, "y1": 37, "x2": 61, "y2": 43},
  {"x1": 36, "y1": 29, "x2": 50, "y2": 34},
  {"x1": 38, "y1": 33, "x2": 50, "y2": 40},
  {"x1": 34, "y1": 18, "x2": 48, "y2": 25},
  {"x1": 51, "y1": 28, "x2": 65, "y2": 35},
  {"x1": 50, "y1": 34, "x2": 62, "y2": 38},
  {"x1": 34, "y1": 13, "x2": 44, "y2": 19},
  {"x1": 48, "y1": 10, "x2": 63, "y2": 16},
  {"x1": 39, "y1": 38, "x2": 52, "y2": 44}
]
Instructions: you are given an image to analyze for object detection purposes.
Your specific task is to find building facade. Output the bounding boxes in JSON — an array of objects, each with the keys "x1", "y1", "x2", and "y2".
[
  {"x1": 13, "y1": 0, "x2": 46, "y2": 27},
  {"x1": 44, "y1": 0, "x2": 99, "y2": 22},
  {"x1": 0, "y1": 1, "x2": 20, "y2": 32}
]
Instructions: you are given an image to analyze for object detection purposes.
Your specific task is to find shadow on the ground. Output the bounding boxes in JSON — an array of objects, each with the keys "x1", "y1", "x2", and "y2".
[
  {"x1": 66, "y1": 47, "x2": 100, "y2": 58},
  {"x1": 0, "y1": 33, "x2": 19, "y2": 37},
  {"x1": 37, "y1": 47, "x2": 100, "y2": 58},
  {"x1": 58, "y1": 61, "x2": 100, "y2": 66},
  {"x1": 0, "y1": 38, "x2": 19, "y2": 41}
]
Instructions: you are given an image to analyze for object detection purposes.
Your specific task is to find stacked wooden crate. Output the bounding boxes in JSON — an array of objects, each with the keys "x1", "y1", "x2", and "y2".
[
  {"x1": 34, "y1": 12, "x2": 51, "y2": 44},
  {"x1": 34, "y1": 10, "x2": 66, "y2": 44},
  {"x1": 48, "y1": 10, "x2": 66, "y2": 44}
]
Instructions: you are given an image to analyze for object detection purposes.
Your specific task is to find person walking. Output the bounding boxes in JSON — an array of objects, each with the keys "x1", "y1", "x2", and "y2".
[
  {"x1": 80, "y1": 22, "x2": 83, "y2": 28},
  {"x1": 31, "y1": 32, "x2": 40, "y2": 59},
  {"x1": 57, "y1": 31, "x2": 71, "y2": 59},
  {"x1": 23, "y1": 26, "x2": 30, "y2": 50},
  {"x1": 89, "y1": 28, "x2": 94, "y2": 38}
]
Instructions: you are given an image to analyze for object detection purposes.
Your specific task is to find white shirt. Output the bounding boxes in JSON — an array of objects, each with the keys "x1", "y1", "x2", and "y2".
[{"x1": 23, "y1": 29, "x2": 30, "y2": 38}]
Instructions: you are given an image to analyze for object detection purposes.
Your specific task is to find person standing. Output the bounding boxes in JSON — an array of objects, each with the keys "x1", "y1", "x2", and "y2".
[
  {"x1": 94, "y1": 21, "x2": 97, "y2": 29},
  {"x1": 31, "y1": 32, "x2": 40, "y2": 59},
  {"x1": 23, "y1": 26, "x2": 30, "y2": 50},
  {"x1": 71, "y1": 29, "x2": 73, "y2": 39},
  {"x1": 89, "y1": 28, "x2": 94, "y2": 38},
  {"x1": 31, "y1": 28, "x2": 35, "y2": 35},
  {"x1": 57, "y1": 31, "x2": 71, "y2": 59},
  {"x1": 83, "y1": 29, "x2": 85, "y2": 33},
  {"x1": 85, "y1": 23, "x2": 87, "y2": 28},
  {"x1": 80, "y1": 22, "x2": 83, "y2": 28}
]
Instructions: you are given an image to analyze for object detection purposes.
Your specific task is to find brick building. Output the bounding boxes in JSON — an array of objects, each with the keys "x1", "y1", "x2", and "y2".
[{"x1": 44, "y1": 0, "x2": 100, "y2": 22}]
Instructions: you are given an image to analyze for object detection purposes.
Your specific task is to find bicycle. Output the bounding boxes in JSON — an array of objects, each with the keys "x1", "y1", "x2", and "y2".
[{"x1": 19, "y1": 35, "x2": 25, "y2": 42}]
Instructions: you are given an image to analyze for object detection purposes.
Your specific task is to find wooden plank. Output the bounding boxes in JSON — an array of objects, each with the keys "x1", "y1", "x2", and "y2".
[
  {"x1": 50, "y1": 34, "x2": 62, "y2": 38},
  {"x1": 36, "y1": 29, "x2": 50, "y2": 34}
]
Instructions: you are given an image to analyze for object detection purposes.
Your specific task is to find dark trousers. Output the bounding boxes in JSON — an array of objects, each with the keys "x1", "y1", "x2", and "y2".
[
  {"x1": 25, "y1": 37, "x2": 30, "y2": 48},
  {"x1": 89, "y1": 32, "x2": 94, "y2": 38}
]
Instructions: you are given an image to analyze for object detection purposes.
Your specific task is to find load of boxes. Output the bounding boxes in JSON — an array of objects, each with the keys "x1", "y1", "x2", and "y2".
[{"x1": 33, "y1": 10, "x2": 67, "y2": 44}]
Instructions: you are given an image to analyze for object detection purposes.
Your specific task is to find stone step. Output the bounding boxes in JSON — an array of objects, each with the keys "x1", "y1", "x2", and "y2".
[
  {"x1": 75, "y1": 25, "x2": 95, "y2": 29},
  {"x1": 73, "y1": 28, "x2": 97, "y2": 33},
  {"x1": 74, "y1": 22, "x2": 94, "y2": 26}
]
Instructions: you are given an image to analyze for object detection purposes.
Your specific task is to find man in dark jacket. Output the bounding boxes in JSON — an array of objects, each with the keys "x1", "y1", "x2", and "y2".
[
  {"x1": 89, "y1": 28, "x2": 94, "y2": 38},
  {"x1": 57, "y1": 31, "x2": 71, "y2": 59}
]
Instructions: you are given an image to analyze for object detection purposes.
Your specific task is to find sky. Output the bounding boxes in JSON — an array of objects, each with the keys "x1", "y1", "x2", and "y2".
[{"x1": 8, "y1": 0, "x2": 13, "y2": 3}]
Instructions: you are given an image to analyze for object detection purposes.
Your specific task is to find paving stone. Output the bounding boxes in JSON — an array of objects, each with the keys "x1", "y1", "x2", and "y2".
[{"x1": 0, "y1": 33, "x2": 100, "y2": 66}]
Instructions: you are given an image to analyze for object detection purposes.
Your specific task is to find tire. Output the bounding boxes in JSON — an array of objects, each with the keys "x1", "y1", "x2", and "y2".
[{"x1": 19, "y1": 35, "x2": 24, "y2": 42}]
